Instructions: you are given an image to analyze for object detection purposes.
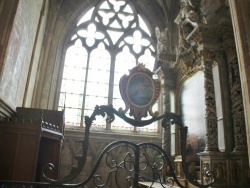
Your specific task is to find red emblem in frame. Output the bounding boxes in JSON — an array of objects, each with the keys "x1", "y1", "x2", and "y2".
[{"x1": 119, "y1": 64, "x2": 161, "y2": 120}]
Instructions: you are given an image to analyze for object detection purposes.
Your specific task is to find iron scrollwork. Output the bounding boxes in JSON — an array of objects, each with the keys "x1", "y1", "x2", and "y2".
[
  {"x1": 0, "y1": 64, "x2": 214, "y2": 187},
  {"x1": 0, "y1": 105, "x2": 214, "y2": 187}
]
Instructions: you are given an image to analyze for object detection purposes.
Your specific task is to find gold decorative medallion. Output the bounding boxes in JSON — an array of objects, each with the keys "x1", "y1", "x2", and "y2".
[{"x1": 119, "y1": 64, "x2": 161, "y2": 120}]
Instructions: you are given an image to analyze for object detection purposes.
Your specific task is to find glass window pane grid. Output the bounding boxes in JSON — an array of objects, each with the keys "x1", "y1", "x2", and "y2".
[{"x1": 58, "y1": 0, "x2": 158, "y2": 133}]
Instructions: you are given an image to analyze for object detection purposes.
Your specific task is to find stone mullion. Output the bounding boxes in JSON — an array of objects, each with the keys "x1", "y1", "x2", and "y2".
[
  {"x1": 203, "y1": 56, "x2": 219, "y2": 152},
  {"x1": 226, "y1": 49, "x2": 247, "y2": 152}
]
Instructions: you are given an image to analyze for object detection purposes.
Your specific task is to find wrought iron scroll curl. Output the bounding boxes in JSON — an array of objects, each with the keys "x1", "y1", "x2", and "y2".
[
  {"x1": 40, "y1": 105, "x2": 214, "y2": 187},
  {"x1": 0, "y1": 104, "x2": 215, "y2": 187}
]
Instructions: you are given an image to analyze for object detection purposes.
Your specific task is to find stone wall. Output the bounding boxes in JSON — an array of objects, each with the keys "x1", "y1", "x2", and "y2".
[{"x1": 0, "y1": 0, "x2": 46, "y2": 114}]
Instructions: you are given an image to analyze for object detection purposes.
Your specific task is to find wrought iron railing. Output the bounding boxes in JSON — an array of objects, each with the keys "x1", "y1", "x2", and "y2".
[{"x1": 0, "y1": 105, "x2": 214, "y2": 187}]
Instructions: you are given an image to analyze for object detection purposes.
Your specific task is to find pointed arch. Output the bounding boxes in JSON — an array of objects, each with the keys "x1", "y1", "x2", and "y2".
[{"x1": 57, "y1": 0, "x2": 159, "y2": 133}]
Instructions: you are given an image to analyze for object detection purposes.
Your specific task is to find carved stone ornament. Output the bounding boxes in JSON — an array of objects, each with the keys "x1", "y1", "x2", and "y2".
[
  {"x1": 155, "y1": 27, "x2": 170, "y2": 56},
  {"x1": 119, "y1": 64, "x2": 161, "y2": 120}
]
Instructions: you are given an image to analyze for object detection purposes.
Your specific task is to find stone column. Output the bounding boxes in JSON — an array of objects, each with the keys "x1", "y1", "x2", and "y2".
[
  {"x1": 222, "y1": 25, "x2": 248, "y2": 153},
  {"x1": 190, "y1": 26, "x2": 230, "y2": 186},
  {"x1": 202, "y1": 54, "x2": 219, "y2": 152},
  {"x1": 162, "y1": 86, "x2": 171, "y2": 154},
  {"x1": 227, "y1": 50, "x2": 247, "y2": 153},
  {"x1": 158, "y1": 56, "x2": 176, "y2": 156},
  {"x1": 221, "y1": 24, "x2": 250, "y2": 186},
  {"x1": 157, "y1": 54, "x2": 176, "y2": 179}
]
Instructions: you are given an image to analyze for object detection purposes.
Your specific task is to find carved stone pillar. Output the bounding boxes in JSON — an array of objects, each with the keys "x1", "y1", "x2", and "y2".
[
  {"x1": 229, "y1": 57, "x2": 247, "y2": 152},
  {"x1": 222, "y1": 30, "x2": 247, "y2": 153},
  {"x1": 202, "y1": 54, "x2": 219, "y2": 152},
  {"x1": 186, "y1": 24, "x2": 220, "y2": 152},
  {"x1": 221, "y1": 25, "x2": 250, "y2": 187},
  {"x1": 189, "y1": 25, "x2": 231, "y2": 186}
]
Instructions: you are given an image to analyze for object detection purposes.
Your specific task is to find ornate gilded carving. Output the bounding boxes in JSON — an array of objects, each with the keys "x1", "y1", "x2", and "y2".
[
  {"x1": 203, "y1": 61, "x2": 216, "y2": 117},
  {"x1": 201, "y1": 162, "x2": 210, "y2": 183},
  {"x1": 178, "y1": 0, "x2": 205, "y2": 38},
  {"x1": 119, "y1": 64, "x2": 161, "y2": 120}
]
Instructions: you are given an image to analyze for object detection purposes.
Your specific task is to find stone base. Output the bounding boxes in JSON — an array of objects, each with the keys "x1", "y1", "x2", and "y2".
[{"x1": 199, "y1": 151, "x2": 250, "y2": 187}]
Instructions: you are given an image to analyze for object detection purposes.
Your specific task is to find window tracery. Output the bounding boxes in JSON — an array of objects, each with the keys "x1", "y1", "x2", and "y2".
[{"x1": 58, "y1": 0, "x2": 158, "y2": 132}]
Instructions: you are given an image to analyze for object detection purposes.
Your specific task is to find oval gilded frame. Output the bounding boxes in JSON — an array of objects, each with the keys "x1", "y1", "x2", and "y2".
[{"x1": 119, "y1": 64, "x2": 161, "y2": 120}]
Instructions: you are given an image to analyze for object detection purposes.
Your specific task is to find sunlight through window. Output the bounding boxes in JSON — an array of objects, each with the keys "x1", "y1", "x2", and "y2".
[{"x1": 59, "y1": 0, "x2": 158, "y2": 133}]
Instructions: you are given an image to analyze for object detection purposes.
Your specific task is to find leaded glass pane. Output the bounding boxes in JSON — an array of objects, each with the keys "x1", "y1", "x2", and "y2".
[
  {"x1": 59, "y1": 40, "x2": 87, "y2": 127},
  {"x1": 109, "y1": 0, "x2": 125, "y2": 12},
  {"x1": 123, "y1": 4, "x2": 133, "y2": 14},
  {"x1": 107, "y1": 30, "x2": 123, "y2": 44},
  {"x1": 138, "y1": 15, "x2": 151, "y2": 36},
  {"x1": 65, "y1": 93, "x2": 83, "y2": 108},
  {"x1": 110, "y1": 20, "x2": 122, "y2": 29},
  {"x1": 86, "y1": 44, "x2": 111, "y2": 108},
  {"x1": 61, "y1": 79, "x2": 85, "y2": 94},
  {"x1": 111, "y1": 117, "x2": 134, "y2": 131},
  {"x1": 64, "y1": 108, "x2": 81, "y2": 126},
  {"x1": 62, "y1": 66, "x2": 86, "y2": 80},
  {"x1": 58, "y1": 92, "x2": 66, "y2": 108},
  {"x1": 138, "y1": 49, "x2": 155, "y2": 70},
  {"x1": 112, "y1": 98, "x2": 125, "y2": 111},
  {"x1": 86, "y1": 83, "x2": 109, "y2": 96},
  {"x1": 88, "y1": 70, "x2": 110, "y2": 84},
  {"x1": 77, "y1": 7, "x2": 94, "y2": 26}
]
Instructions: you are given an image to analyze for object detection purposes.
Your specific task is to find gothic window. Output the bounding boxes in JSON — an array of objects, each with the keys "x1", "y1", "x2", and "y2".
[{"x1": 58, "y1": 0, "x2": 158, "y2": 132}]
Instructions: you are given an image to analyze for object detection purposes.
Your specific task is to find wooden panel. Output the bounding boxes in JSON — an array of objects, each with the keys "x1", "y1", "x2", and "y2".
[
  {"x1": 0, "y1": 132, "x2": 18, "y2": 180},
  {"x1": 12, "y1": 134, "x2": 39, "y2": 181},
  {"x1": 0, "y1": 107, "x2": 64, "y2": 181},
  {"x1": 36, "y1": 138, "x2": 60, "y2": 181}
]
